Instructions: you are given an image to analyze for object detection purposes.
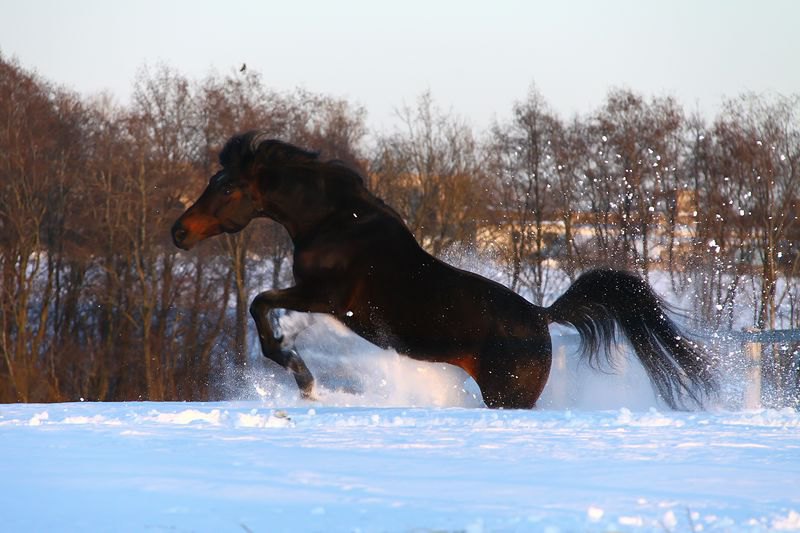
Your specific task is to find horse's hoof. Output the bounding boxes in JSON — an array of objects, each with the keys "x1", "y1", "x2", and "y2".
[{"x1": 301, "y1": 389, "x2": 318, "y2": 402}]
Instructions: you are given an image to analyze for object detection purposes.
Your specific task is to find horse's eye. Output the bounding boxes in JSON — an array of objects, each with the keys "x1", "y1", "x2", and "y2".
[{"x1": 223, "y1": 186, "x2": 233, "y2": 196}]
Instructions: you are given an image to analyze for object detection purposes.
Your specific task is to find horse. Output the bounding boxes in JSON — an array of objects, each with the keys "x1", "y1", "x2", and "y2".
[{"x1": 172, "y1": 132, "x2": 717, "y2": 409}]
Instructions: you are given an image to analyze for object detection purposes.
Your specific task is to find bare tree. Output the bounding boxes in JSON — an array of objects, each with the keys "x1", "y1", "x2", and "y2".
[
  {"x1": 486, "y1": 86, "x2": 562, "y2": 301},
  {"x1": 549, "y1": 116, "x2": 591, "y2": 279},
  {"x1": 0, "y1": 55, "x2": 85, "y2": 401},
  {"x1": 371, "y1": 92, "x2": 485, "y2": 256},
  {"x1": 589, "y1": 89, "x2": 683, "y2": 276}
]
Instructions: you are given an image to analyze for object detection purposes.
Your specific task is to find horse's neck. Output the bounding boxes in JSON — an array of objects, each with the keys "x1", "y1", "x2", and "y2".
[{"x1": 265, "y1": 162, "x2": 409, "y2": 244}]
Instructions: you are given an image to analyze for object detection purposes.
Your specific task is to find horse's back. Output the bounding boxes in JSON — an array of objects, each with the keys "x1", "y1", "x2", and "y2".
[{"x1": 349, "y1": 233, "x2": 549, "y2": 355}]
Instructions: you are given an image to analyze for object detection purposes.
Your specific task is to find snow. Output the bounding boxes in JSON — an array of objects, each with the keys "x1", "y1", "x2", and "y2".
[
  {"x1": 2, "y1": 295, "x2": 798, "y2": 531},
  {"x1": 1, "y1": 402, "x2": 799, "y2": 532},
  {"x1": 2, "y1": 315, "x2": 798, "y2": 532}
]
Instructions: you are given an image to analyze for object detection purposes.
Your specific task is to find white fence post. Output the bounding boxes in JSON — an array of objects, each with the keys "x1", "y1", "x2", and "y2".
[
  {"x1": 553, "y1": 343, "x2": 567, "y2": 407},
  {"x1": 744, "y1": 328, "x2": 762, "y2": 410}
]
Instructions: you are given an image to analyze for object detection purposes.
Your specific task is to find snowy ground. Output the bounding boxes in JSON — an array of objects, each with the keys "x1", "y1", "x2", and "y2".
[
  {"x1": 2, "y1": 402, "x2": 799, "y2": 532},
  {"x1": 2, "y1": 317, "x2": 799, "y2": 532}
]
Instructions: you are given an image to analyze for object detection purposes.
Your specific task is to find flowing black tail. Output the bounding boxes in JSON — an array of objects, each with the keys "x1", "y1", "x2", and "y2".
[{"x1": 545, "y1": 269, "x2": 717, "y2": 409}]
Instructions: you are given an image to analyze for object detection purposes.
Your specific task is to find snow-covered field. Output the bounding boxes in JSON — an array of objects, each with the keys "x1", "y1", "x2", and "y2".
[
  {"x1": 3, "y1": 402, "x2": 799, "y2": 532},
  {"x1": 2, "y1": 317, "x2": 799, "y2": 532}
]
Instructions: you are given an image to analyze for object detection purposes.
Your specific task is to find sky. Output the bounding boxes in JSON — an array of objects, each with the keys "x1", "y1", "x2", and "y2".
[{"x1": 1, "y1": 0, "x2": 799, "y2": 133}]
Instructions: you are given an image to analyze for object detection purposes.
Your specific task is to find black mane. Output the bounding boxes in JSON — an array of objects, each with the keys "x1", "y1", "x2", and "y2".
[
  {"x1": 219, "y1": 132, "x2": 319, "y2": 169},
  {"x1": 220, "y1": 132, "x2": 364, "y2": 188}
]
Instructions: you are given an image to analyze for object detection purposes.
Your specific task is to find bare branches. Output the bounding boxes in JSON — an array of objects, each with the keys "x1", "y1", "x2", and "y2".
[
  {"x1": 1, "y1": 51, "x2": 798, "y2": 402},
  {"x1": 0, "y1": 57, "x2": 367, "y2": 402},
  {"x1": 371, "y1": 92, "x2": 485, "y2": 256}
]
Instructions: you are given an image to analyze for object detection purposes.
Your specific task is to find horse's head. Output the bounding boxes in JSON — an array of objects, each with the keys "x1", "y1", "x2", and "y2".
[
  {"x1": 171, "y1": 167, "x2": 256, "y2": 250},
  {"x1": 171, "y1": 132, "x2": 321, "y2": 250}
]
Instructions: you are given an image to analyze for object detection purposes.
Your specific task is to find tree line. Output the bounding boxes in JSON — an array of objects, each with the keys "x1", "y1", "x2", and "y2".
[{"x1": 1, "y1": 54, "x2": 798, "y2": 402}]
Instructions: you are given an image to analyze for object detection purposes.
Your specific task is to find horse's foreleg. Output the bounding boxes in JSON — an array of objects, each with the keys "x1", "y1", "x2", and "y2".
[{"x1": 249, "y1": 286, "x2": 333, "y2": 397}]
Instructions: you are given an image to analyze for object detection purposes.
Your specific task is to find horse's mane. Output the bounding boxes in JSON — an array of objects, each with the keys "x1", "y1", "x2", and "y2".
[
  {"x1": 221, "y1": 132, "x2": 366, "y2": 191},
  {"x1": 216, "y1": 132, "x2": 414, "y2": 224},
  {"x1": 219, "y1": 132, "x2": 320, "y2": 168}
]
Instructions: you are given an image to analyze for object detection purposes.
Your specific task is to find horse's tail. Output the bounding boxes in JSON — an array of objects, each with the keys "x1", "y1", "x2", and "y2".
[{"x1": 544, "y1": 268, "x2": 717, "y2": 409}]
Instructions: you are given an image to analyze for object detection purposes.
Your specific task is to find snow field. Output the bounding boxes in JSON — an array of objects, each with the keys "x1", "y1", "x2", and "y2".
[
  {"x1": 3, "y1": 288, "x2": 798, "y2": 532},
  {"x1": 1, "y1": 402, "x2": 799, "y2": 532}
]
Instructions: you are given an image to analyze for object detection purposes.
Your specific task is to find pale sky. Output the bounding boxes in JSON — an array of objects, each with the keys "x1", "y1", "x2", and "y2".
[{"x1": 2, "y1": 0, "x2": 798, "y2": 133}]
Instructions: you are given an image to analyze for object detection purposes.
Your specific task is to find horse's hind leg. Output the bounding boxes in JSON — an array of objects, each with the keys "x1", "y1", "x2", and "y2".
[{"x1": 477, "y1": 337, "x2": 552, "y2": 409}]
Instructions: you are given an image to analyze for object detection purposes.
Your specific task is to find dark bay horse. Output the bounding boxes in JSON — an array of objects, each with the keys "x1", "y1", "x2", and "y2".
[{"x1": 172, "y1": 132, "x2": 716, "y2": 409}]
